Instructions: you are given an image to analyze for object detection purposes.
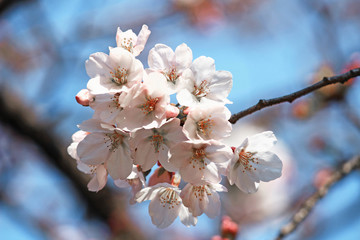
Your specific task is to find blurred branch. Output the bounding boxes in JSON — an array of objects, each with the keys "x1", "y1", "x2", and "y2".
[
  {"x1": 275, "y1": 155, "x2": 360, "y2": 240},
  {"x1": 229, "y1": 68, "x2": 360, "y2": 124},
  {"x1": 0, "y1": 87, "x2": 144, "y2": 239}
]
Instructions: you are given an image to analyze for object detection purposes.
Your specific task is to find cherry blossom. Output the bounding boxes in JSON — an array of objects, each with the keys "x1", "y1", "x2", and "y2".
[
  {"x1": 227, "y1": 131, "x2": 283, "y2": 193},
  {"x1": 147, "y1": 43, "x2": 193, "y2": 93},
  {"x1": 130, "y1": 118, "x2": 186, "y2": 172},
  {"x1": 180, "y1": 182, "x2": 227, "y2": 218},
  {"x1": 116, "y1": 78, "x2": 170, "y2": 131},
  {"x1": 169, "y1": 141, "x2": 233, "y2": 183},
  {"x1": 183, "y1": 104, "x2": 232, "y2": 141},
  {"x1": 135, "y1": 183, "x2": 197, "y2": 228},
  {"x1": 67, "y1": 130, "x2": 108, "y2": 192},
  {"x1": 114, "y1": 165, "x2": 146, "y2": 204},
  {"x1": 116, "y1": 24, "x2": 151, "y2": 56},
  {"x1": 76, "y1": 119, "x2": 133, "y2": 180},
  {"x1": 177, "y1": 56, "x2": 232, "y2": 106},
  {"x1": 86, "y1": 47, "x2": 143, "y2": 94}
]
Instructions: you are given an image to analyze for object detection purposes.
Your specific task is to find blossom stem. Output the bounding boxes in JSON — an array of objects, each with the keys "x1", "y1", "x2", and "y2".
[
  {"x1": 275, "y1": 155, "x2": 360, "y2": 240},
  {"x1": 229, "y1": 68, "x2": 360, "y2": 124}
]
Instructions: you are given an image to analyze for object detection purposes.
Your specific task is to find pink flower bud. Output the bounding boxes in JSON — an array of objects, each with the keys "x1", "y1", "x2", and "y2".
[
  {"x1": 75, "y1": 89, "x2": 91, "y2": 106},
  {"x1": 148, "y1": 167, "x2": 172, "y2": 186},
  {"x1": 221, "y1": 216, "x2": 239, "y2": 238},
  {"x1": 183, "y1": 107, "x2": 190, "y2": 115},
  {"x1": 165, "y1": 104, "x2": 180, "y2": 118}
]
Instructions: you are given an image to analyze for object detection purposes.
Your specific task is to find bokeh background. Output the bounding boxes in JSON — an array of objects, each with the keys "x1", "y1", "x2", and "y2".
[{"x1": 1, "y1": 0, "x2": 360, "y2": 239}]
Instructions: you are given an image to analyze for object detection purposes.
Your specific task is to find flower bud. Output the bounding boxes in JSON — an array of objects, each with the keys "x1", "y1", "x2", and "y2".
[
  {"x1": 148, "y1": 167, "x2": 173, "y2": 186},
  {"x1": 165, "y1": 104, "x2": 180, "y2": 118},
  {"x1": 75, "y1": 89, "x2": 92, "y2": 106}
]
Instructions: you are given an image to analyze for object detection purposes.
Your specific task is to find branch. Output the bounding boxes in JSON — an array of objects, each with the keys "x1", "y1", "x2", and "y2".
[
  {"x1": 275, "y1": 155, "x2": 360, "y2": 240},
  {"x1": 229, "y1": 68, "x2": 360, "y2": 124}
]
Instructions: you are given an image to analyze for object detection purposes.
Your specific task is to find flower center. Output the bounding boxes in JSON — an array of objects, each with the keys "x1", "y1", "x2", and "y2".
[
  {"x1": 104, "y1": 131, "x2": 124, "y2": 152},
  {"x1": 197, "y1": 118, "x2": 213, "y2": 137},
  {"x1": 237, "y1": 149, "x2": 259, "y2": 173},
  {"x1": 190, "y1": 147, "x2": 208, "y2": 170},
  {"x1": 111, "y1": 67, "x2": 128, "y2": 85},
  {"x1": 193, "y1": 80, "x2": 209, "y2": 99},
  {"x1": 192, "y1": 185, "x2": 212, "y2": 201},
  {"x1": 120, "y1": 37, "x2": 134, "y2": 53},
  {"x1": 139, "y1": 96, "x2": 159, "y2": 114},
  {"x1": 160, "y1": 188, "x2": 181, "y2": 209},
  {"x1": 111, "y1": 92, "x2": 122, "y2": 109},
  {"x1": 165, "y1": 67, "x2": 179, "y2": 84},
  {"x1": 150, "y1": 133, "x2": 164, "y2": 153}
]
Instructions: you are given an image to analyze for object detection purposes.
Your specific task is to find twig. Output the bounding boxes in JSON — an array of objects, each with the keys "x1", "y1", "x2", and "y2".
[
  {"x1": 276, "y1": 155, "x2": 360, "y2": 240},
  {"x1": 229, "y1": 68, "x2": 360, "y2": 124}
]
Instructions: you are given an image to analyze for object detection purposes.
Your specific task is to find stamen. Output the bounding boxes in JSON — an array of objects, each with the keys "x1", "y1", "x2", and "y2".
[
  {"x1": 237, "y1": 149, "x2": 259, "y2": 173},
  {"x1": 159, "y1": 188, "x2": 181, "y2": 209},
  {"x1": 150, "y1": 132, "x2": 164, "y2": 153},
  {"x1": 190, "y1": 147, "x2": 208, "y2": 170},
  {"x1": 197, "y1": 118, "x2": 213, "y2": 137},
  {"x1": 121, "y1": 37, "x2": 134, "y2": 53},
  {"x1": 139, "y1": 96, "x2": 159, "y2": 114},
  {"x1": 192, "y1": 185, "x2": 212, "y2": 201},
  {"x1": 110, "y1": 67, "x2": 128, "y2": 85},
  {"x1": 164, "y1": 67, "x2": 179, "y2": 84},
  {"x1": 104, "y1": 131, "x2": 124, "y2": 152},
  {"x1": 193, "y1": 80, "x2": 209, "y2": 100}
]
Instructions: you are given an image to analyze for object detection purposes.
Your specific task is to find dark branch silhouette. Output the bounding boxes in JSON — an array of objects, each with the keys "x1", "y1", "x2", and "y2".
[
  {"x1": 275, "y1": 155, "x2": 360, "y2": 240},
  {"x1": 229, "y1": 68, "x2": 360, "y2": 124}
]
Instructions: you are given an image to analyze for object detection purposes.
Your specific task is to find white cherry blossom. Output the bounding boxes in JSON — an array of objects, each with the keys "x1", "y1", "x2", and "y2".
[
  {"x1": 227, "y1": 131, "x2": 283, "y2": 194},
  {"x1": 116, "y1": 24, "x2": 151, "y2": 56},
  {"x1": 177, "y1": 56, "x2": 232, "y2": 106},
  {"x1": 76, "y1": 119, "x2": 133, "y2": 180},
  {"x1": 183, "y1": 104, "x2": 232, "y2": 141},
  {"x1": 67, "y1": 130, "x2": 108, "y2": 192},
  {"x1": 130, "y1": 118, "x2": 186, "y2": 172},
  {"x1": 114, "y1": 165, "x2": 146, "y2": 204},
  {"x1": 86, "y1": 47, "x2": 143, "y2": 94},
  {"x1": 116, "y1": 78, "x2": 170, "y2": 131},
  {"x1": 135, "y1": 183, "x2": 197, "y2": 228},
  {"x1": 147, "y1": 43, "x2": 193, "y2": 93},
  {"x1": 169, "y1": 141, "x2": 233, "y2": 184},
  {"x1": 180, "y1": 182, "x2": 227, "y2": 218}
]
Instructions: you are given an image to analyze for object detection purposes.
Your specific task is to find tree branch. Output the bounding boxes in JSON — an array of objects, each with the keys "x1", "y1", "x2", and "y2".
[
  {"x1": 275, "y1": 155, "x2": 360, "y2": 240},
  {"x1": 229, "y1": 68, "x2": 360, "y2": 124}
]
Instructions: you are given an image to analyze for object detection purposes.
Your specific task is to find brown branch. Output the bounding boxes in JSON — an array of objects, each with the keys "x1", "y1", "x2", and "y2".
[
  {"x1": 229, "y1": 68, "x2": 360, "y2": 124},
  {"x1": 275, "y1": 155, "x2": 360, "y2": 240}
]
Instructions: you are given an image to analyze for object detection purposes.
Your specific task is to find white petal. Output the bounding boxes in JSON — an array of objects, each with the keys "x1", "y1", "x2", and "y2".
[
  {"x1": 175, "y1": 43, "x2": 193, "y2": 72},
  {"x1": 179, "y1": 204, "x2": 197, "y2": 227},
  {"x1": 77, "y1": 133, "x2": 110, "y2": 165},
  {"x1": 133, "y1": 24, "x2": 151, "y2": 56},
  {"x1": 246, "y1": 131, "x2": 277, "y2": 153},
  {"x1": 148, "y1": 44, "x2": 174, "y2": 70},
  {"x1": 87, "y1": 165, "x2": 108, "y2": 192},
  {"x1": 191, "y1": 56, "x2": 215, "y2": 84},
  {"x1": 85, "y1": 52, "x2": 112, "y2": 78},
  {"x1": 106, "y1": 146, "x2": 132, "y2": 180}
]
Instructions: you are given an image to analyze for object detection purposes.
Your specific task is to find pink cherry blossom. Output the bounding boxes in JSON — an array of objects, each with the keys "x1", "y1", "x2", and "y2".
[
  {"x1": 86, "y1": 47, "x2": 143, "y2": 94},
  {"x1": 180, "y1": 182, "x2": 227, "y2": 218},
  {"x1": 76, "y1": 119, "x2": 133, "y2": 180},
  {"x1": 169, "y1": 141, "x2": 233, "y2": 184},
  {"x1": 183, "y1": 104, "x2": 232, "y2": 141},
  {"x1": 116, "y1": 24, "x2": 151, "y2": 56},
  {"x1": 130, "y1": 118, "x2": 186, "y2": 172},
  {"x1": 135, "y1": 183, "x2": 197, "y2": 228},
  {"x1": 147, "y1": 43, "x2": 193, "y2": 93},
  {"x1": 177, "y1": 56, "x2": 232, "y2": 106},
  {"x1": 227, "y1": 131, "x2": 283, "y2": 193}
]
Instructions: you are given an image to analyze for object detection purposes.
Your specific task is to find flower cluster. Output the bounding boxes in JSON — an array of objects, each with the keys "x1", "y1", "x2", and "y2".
[{"x1": 68, "y1": 24, "x2": 283, "y2": 229}]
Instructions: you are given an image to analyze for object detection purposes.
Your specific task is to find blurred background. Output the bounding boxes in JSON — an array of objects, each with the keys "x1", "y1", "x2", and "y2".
[{"x1": 1, "y1": 0, "x2": 360, "y2": 239}]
